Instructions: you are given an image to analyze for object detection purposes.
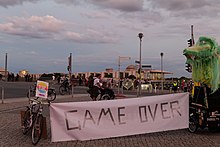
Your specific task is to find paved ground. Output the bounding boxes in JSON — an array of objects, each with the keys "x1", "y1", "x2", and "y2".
[{"x1": 0, "y1": 94, "x2": 220, "y2": 147}]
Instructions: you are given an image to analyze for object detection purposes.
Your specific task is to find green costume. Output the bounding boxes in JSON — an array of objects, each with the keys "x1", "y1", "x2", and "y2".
[{"x1": 183, "y1": 36, "x2": 220, "y2": 93}]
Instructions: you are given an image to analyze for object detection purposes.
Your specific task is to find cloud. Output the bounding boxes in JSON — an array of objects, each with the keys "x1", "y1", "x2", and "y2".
[
  {"x1": 54, "y1": 0, "x2": 82, "y2": 5},
  {"x1": 0, "y1": 0, "x2": 39, "y2": 8},
  {"x1": 0, "y1": 15, "x2": 65, "y2": 39},
  {"x1": 26, "y1": 51, "x2": 38, "y2": 55},
  {"x1": 80, "y1": 11, "x2": 110, "y2": 19},
  {"x1": 149, "y1": 0, "x2": 220, "y2": 18},
  {"x1": 0, "y1": 15, "x2": 120, "y2": 44},
  {"x1": 55, "y1": 0, "x2": 144, "y2": 12},
  {"x1": 1, "y1": 0, "x2": 144, "y2": 12},
  {"x1": 119, "y1": 10, "x2": 163, "y2": 27},
  {"x1": 149, "y1": 0, "x2": 209, "y2": 11},
  {"x1": 89, "y1": 0, "x2": 144, "y2": 12},
  {"x1": 65, "y1": 29, "x2": 119, "y2": 44}
]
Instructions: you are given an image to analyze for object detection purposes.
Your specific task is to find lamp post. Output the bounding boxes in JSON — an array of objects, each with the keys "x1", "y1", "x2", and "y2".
[
  {"x1": 68, "y1": 53, "x2": 73, "y2": 97},
  {"x1": 138, "y1": 33, "x2": 143, "y2": 97},
  {"x1": 68, "y1": 53, "x2": 72, "y2": 79},
  {"x1": 160, "y1": 52, "x2": 164, "y2": 92},
  {"x1": 5, "y1": 53, "x2": 7, "y2": 82},
  {"x1": 118, "y1": 56, "x2": 131, "y2": 95}
]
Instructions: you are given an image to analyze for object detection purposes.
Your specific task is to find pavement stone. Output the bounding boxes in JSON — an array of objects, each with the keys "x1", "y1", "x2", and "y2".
[{"x1": 0, "y1": 94, "x2": 220, "y2": 147}]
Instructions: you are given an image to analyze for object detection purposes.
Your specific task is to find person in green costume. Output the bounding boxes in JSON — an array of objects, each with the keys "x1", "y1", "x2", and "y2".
[{"x1": 183, "y1": 36, "x2": 220, "y2": 93}]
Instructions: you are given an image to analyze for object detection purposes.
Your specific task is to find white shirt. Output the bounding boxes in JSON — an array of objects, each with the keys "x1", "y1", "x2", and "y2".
[{"x1": 93, "y1": 77, "x2": 102, "y2": 87}]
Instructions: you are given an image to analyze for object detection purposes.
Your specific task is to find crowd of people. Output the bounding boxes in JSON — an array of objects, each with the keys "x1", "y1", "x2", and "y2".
[
  {"x1": 172, "y1": 79, "x2": 193, "y2": 93},
  {"x1": 1, "y1": 71, "x2": 193, "y2": 95},
  {"x1": 0, "y1": 72, "x2": 34, "y2": 82}
]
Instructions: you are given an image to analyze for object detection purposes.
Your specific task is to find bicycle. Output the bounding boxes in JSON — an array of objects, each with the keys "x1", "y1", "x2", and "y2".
[
  {"x1": 22, "y1": 97, "x2": 49, "y2": 145},
  {"x1": 87, "y1": 87, "x2": 115, "y2": 101},
  {"x1": 59, "y1": 79, "x2": 72, "y2": 95},
  {"x1": 27, "y1": 84, "x2": 56, "y2": 101}
]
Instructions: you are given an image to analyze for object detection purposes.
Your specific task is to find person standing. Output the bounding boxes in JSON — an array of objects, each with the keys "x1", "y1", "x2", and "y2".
[
  {"x1": 88, "y1": 74, "x2": 94, "y2": 89},
  {"x1": 184, "y1": 80, "x2": 188, "y2": 92},
  {"x1": 173, "y1": 81, "x2": 178, "y2": 93},
  {"x1": 52, "y1": 74, "x2": 56, "y2": 85},
  {"x1": 181, "y1": 80, "x2": 185, "y2": 91},
  {"x1": 57, "y1": 76, "x2": 61, "y2": 84}
]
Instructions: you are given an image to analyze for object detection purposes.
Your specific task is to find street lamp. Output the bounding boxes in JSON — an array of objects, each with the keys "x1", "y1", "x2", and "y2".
[
  {"x1": 118, "y1": 56, "x2": 131, "y2": 95},
  {"x1": 5, "y1": 53, "x2": 7, "y2": 82},
  {"x1": 160, "y1": 52, "x2": 164, "y2": 92},
  {"x1": 138, "y1": 33, "x2": 144, "y2": 97}
]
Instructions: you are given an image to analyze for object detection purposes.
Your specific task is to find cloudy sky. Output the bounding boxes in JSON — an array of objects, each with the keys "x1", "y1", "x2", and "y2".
[{"x1": 0, "y1": 0, "x2": 220, "y2": 77}]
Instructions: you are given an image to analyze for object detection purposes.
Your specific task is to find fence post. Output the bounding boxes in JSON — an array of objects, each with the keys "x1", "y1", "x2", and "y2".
[
  {"x1": 71, "y1": 85, "x2": 74, "y2": 98},
  {"x1": 1, "y1": 87, "x2": 4, "y2": 104}
]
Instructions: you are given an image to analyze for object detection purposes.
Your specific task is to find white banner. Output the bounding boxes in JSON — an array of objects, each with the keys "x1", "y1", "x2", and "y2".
[{"x1": 50, "y1": 93, "x2": 189, "y2": 142}]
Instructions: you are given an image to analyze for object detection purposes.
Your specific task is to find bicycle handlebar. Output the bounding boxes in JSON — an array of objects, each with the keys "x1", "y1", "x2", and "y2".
[{"x1": 28, "y1": 97, "x2": 50, "y2": 105}]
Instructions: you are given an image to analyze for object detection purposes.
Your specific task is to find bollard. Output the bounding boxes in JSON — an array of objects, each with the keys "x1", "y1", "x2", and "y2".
[
  {"x1": 121, "y1": 86, "x2": 124, "y2": 94},
  {"x1": 28, "y1": 88, "x2": 31, "y2": 100},
  {"x1": 28, "y1": 88, "x2": 31, "y2": 104},
  {"x1": 1, "y1": 87, "x2": 4, "y2": 104},
  {"x1": 29, "y1": 88, "x2": 30, "y2": 98},
  {"x1": 71, "y1": 85, "x2": 74, "y2": 98}
]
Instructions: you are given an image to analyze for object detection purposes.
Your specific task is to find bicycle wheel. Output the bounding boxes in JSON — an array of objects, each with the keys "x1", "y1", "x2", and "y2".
[
  {"x1": 59, "y1": 86, "x2": 66, "y2": 95},
  {"x1": 100, "y1": 94, "x2": 110, "y2": 100},
  {"x1": 22, "y1": 109, "x2": 31, "y2": 135},
  {"x1": 31, "y1": 114, "x2": 44, "y2": 145},
  {"x1": 48, "y1": 90, "x2": 56, "y2": 102},
  {"x1": 188, "y1": 115, "x2": 198, "y2": 133}
]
